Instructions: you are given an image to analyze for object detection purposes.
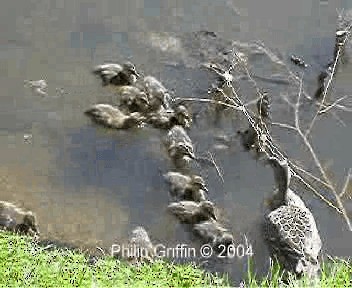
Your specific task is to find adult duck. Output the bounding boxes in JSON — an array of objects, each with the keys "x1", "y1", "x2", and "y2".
[{"x1": 263, "y1": 157, "x2": 322, "y2": 278}]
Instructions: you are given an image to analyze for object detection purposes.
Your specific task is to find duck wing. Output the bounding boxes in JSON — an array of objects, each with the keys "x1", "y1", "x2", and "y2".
[
  {"x1": 166, "y1": 126, "x2": 193, "y2": 147},
  {"x1": 85, "y1": 104, "x2": 124, "y2": 127},
  {"x1": 92, "y1": 63, "x2": 123, "y2": 74},
  {"x1": 167, "y1": 201, "x2": 199, "y2": 221},
  {"x1": 264, "y1": 205, "x2": 321, "y2": 275}
]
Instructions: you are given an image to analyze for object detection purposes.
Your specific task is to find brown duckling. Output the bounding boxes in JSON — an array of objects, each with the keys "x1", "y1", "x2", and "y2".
[
  {"x1": 165, "y1": 125, "x2": 193, "y2": 151},
  {"x1": 163, "y1": 172, "x2": 208, "y2": 201},
  {"x1": 113, "y1": 226, "x2": 155, "y2": 266},
  {"x1": 0, "y1": 201, "x2": 40, "y2": 237},
  {"x1": 193, "y1": 219, "x2": 234, "y2": 252},
  {"x1": 92, "y1": 62, "x2": 140, "y2": 86},
  {"x1": 147, "y1": 105, "x2": 192, "y2": 129},
  {"x1": 167, "y1": 200, "x2": 217, "y2": 224},
  {"x1": 127, "y1": 226, "x2": 155, "y2": 265},
  {"x1": 115, "y1": 86, "x2": 150, "y2": 114},
  {"x1": 167, "y1": 143, "x2": 196, "y2": 168},
  {"x1": 256, "y1": 91, "x2": 271, "y2": 123},
  {"x1": 142, "y1": 75, "x2": 172, "y2": 111},
  {"x1": 84, "y1": 104, "x2": 145, "y2": 129},
  {"x1": 208, "y1": 86, "x2": 233, "y2": 111}
]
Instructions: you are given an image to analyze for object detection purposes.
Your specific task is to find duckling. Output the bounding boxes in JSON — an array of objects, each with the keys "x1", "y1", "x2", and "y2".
[
  {"x1": 116, "y1": 86, "x2": 150, "y2": 114},
  {"x1": 208, "y1": 86, "x2": 233, "y2": 110},
  {"x1": 167, "y1": 200, "x2": 217, "y2": 224},
  {"x1": 237, "y1": 125, "x2": 257, "y2": 151},
  {"x1": 84, "y1": 104, "x2": 145, "y2": 129},
  {"x1": 127, "y1": 226, "x2": 155, "y2": 265},
  {"x1": 0, "y1": 201, "x2": 40, "y2": 237},
  {"x1": 147, "y1": 105, "x2": 192, "y2": 129},
  {"x1": 165, "y1": 125, "x2": 193, "y2": 151},
  {"x1": 256, "y1": 91, "x2": 271, "y2": 122},
  {"x1": 142, "y1": 75, "x2": 172, "y2": 111},
  {"x1": 113, "y1": 226, "x2": 155, "y2": 266},
  {"x1": 193, "y1": 219, "x2": 234, "y2": 252},
  {"x1": 167, "y1": 143, "x2": 196, "y2": 169},
  {"x1": 163, "y1": 172, "x2": 208, "y2": 201},
  {"x1": 92, "y1": 62, "x2": 140, "y2": 86}
]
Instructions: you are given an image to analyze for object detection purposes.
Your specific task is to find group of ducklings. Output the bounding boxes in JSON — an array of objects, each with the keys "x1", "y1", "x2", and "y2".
[
  {"x1": 0, "y1": 201, "x2": 40, "y2": 238},
  {"x1": 160, "y1": 106, "x2": 234, "y2": 253},
  {"x1": 85, "y1": 61, "x2": 192, "y2": 131},
  {"x1": 165, "y1": 171, "x2": 235, "y2": 252},
  {"x1": 88, "y1": 60, "x2": 235, "y2": 258}
]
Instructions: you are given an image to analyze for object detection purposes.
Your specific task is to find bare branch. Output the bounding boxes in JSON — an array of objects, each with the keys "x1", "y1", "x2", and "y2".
[
  {"x1": 207, "y1": 151, "x2": 225, "y2": 183},
  {"x1": 339, "y1": 168, "x2": 352, "y2": 198},
  {"x1": 290, "y1": 169, "x2": 341, "y2": 213},
  {"x1": 318, "y1": 95, "x2": 350, "y2": 114},
  {"x1": 174, "y1": 97, "x2": 244, "y2": 111},
  {"x1": 290, "y1": 162, "x2": 332, "y2": 189},
  {"x1": 271, "y1": 122, "x2": 298, "y2": 132}
]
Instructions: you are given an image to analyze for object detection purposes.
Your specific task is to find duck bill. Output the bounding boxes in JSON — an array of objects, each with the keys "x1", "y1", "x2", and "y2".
[
  {"x1": 133, "y1": 70, "x2": 141, "y2": 78},
  {"x1": 188, "y1": 151, "x2": 196, "y2": 160},
  {"x1": 211, "y1": 213, "x2": 217, "y2": 221},
  {"x1": 202, "y1": 186, "x2": 209, "y2": 193}
]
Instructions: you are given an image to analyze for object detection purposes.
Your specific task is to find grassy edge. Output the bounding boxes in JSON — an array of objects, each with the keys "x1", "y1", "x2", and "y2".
[
  {"x1": 0, "y1": 232, "x2": 351, "y2": 287},
  {"x1": 0, "y1": 232, "x2": 228, "y2": 287}
]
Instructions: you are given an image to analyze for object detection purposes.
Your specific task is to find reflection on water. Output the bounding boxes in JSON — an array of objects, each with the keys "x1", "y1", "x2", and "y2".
[{"x1": 0, "y1": 0, "x2": 351, "y2": 284}]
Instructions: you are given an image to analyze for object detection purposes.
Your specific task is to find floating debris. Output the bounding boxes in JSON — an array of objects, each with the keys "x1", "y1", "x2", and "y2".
[
  {"x1": 23, "y1": 134, "x2": 32, "y2": 144},
  {"x1": 290, "y1": 55, "x2": 308, "y2": 68},
  {"x1": 24, "y1": 79, "x2": 48, "y2": 96}
]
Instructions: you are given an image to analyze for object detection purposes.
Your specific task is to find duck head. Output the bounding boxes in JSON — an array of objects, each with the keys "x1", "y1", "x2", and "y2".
[
  {"x1": 191, "y1": 175, "x2": 208, "y2": 193},
  {"x1": 122, "y1": 62, "x2": 140, "y2": 78},
  {"x1": 175, "y1": 105, "x2": 192, "y2": 128},
  {"x1": 200, "y1": 201, "x2": 217, "y2": 221}
]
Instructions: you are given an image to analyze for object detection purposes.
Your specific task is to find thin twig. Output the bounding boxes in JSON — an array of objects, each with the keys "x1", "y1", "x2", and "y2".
[
  {"x1": 290, "y1": 162, "x2": 331, "y2": 189},
  {"x1": 207, "y1": 151, "x2": 224, "y2": 183},
  {"x1": 339, "y1": 168, "x2": 352, "y2": 198},
  {"x1": 318, "y1": 95, "x2": 350, "y2": 114},
  {"x1": 295, "y1": 76, "x2": 352, "y2": 229},
  {"x1": 291, "y1": 170, "x2": 341, "y2": 213},
  {"x1": 271, "y1": 122, "x2": 298, "y2": 132},
  {"x1": 174, "y1": 97, "x2": 244, "y2": 111}
]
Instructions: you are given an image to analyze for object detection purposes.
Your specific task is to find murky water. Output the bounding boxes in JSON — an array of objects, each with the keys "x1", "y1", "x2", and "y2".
[{"x1": 1, "y1": 0, "x2": 351, "y2": 285}]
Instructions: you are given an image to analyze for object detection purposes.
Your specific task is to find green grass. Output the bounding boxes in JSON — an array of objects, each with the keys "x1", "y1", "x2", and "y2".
[
  {"x1": 245, "y1": 256, "x2": 352, "y2": 287},
  {"x1": 0, "y1": 232, "x2": 228, "y2": 287},
  {"x1": 1, "y1": 232, "x2": 351, "y2": 287}
]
